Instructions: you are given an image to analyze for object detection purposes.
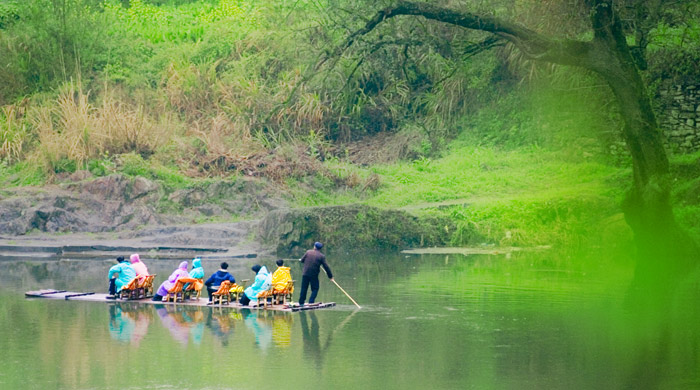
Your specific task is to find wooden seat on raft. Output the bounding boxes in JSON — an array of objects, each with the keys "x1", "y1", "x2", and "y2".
[
  {"x1": 164, "y1": 277, "x2": 197, "y2": 303},
  {"x1": 258, "y1": 280, "x2": 294, "y2": 307},
  {"x1": 118, "y1": 278, "x2": 140, "y2": 300},
  {"x1": 257, "y1": 287, "x2": 274, "y2": 307},
  {"x1": 140, "y1": 274, "x2": 156, "y2": 298},
  {"x1": 211, "y1": 280, "x2": 232, "y2": 305},
  {"x1": 276, "y1": 279, "x2": 295, "y2": 305},
  {"x1": 184, "y1": 278, "x2": 204, "y2": 300}
]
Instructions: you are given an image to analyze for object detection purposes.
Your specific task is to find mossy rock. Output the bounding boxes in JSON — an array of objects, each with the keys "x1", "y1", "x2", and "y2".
[{"x1": 258, "y1": 204, "x2": 455, "y2": 256}]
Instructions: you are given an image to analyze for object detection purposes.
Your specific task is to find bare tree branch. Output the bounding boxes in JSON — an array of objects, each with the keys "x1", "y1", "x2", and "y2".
[{"x1": 327, "y1": 1, "x2": 596, "y2": 70}]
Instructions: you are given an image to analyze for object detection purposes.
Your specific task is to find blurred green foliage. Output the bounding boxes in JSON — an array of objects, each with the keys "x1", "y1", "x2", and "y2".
[{"x1": 647, "y1": 4, "x2": 700, "y2": 83}]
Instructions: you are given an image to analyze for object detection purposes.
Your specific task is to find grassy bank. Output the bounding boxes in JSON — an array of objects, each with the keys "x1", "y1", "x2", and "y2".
[
  {"x1": 291, "y1": 140, "x2": 631, "y2": 249},
  {"x1": 0, "y1": 0, "x2": 698, "y2": 256}
]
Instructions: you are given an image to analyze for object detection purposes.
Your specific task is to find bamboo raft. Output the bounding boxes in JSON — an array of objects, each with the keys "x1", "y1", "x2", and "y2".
[{"x1": 25, "y1": 289, "x2": 335, "y2": 312}]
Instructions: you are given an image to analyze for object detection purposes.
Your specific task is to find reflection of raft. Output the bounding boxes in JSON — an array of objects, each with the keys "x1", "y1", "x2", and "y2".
[{"x1": 25, "y1": 289, "x2": 335, "y2": 312}]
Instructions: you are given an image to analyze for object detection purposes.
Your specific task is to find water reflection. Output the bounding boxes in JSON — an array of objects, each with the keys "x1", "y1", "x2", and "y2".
[
  {"x1": 242, "y1": 309, "x2": 273, "y2": 351},
  {"x1": 271, "y1": 312, "x2": 293, "y2": 348},
  {"x1": 106, "y1": 303, "x2": 298, "y2": 350},
  {"x1": 299, "y1": 311, "x2": 322, "y2": 368},
  {"x1": 240, "y1": 310, "x2": 294, "y2": 351},
  {"x1": 154, "y1": 304, "x2": 205, "y2": 346},
  {"x1": 298, "y1": 309, "x2": 359, "y2": 369},
  {"x1": 622, "y1": 268, "x2": 700, "y2": 390},
  {"x1": 206, "y1": 307, "x2": 240, "y2": 347},
  {"x1": 108, "y1": 303, "x2": 151, "y2": 346}
]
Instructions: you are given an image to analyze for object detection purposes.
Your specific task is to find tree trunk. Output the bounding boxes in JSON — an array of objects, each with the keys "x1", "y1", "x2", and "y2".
[{"x1": 584, "y1": 1, "x2": 698, "y2": 279}]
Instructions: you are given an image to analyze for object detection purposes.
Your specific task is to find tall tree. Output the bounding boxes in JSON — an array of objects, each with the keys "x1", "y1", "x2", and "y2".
[{"x1": 331, "y1": 0, "x2": 698, "y2": 278}]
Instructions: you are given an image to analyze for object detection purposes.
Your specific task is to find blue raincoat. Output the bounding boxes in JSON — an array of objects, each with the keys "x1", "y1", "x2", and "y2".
[
  {"x1": 108, "y1": 261, "x2": 137, "y2": 292},
  {"x1": 244, "y1": 266, "x2": 272, "y2": 303},
  {"x1": 185, "y1": 257, "x2": 205, "y2": 291},
  {"x1": 189, "y1": 258, "x2": 205, "y2": 279}
]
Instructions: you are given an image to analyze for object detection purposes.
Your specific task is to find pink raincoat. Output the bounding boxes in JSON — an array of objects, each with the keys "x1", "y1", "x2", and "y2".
[{"x1": 130, "y1": 253, "x2": 149, "y2": 281}]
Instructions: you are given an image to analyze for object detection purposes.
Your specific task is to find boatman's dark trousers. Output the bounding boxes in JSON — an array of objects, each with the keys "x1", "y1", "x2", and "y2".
[{"x1": 299, "y1": 275, "x2": 320, "y2": 305}]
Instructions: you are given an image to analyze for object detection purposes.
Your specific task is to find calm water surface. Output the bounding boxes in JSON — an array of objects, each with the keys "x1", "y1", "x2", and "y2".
[{"x1": 0, "y1": 250, "x2": 698, "y2": 389}]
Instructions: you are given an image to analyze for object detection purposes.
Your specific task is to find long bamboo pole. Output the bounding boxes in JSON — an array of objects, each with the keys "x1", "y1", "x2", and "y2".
[{"x1": 330, "y1": 278, "x2": 361, "y2": 309}]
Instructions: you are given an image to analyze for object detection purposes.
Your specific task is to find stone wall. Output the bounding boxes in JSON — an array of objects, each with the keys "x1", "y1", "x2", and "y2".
[{"x1": 658, "y1": 84, "x2": 700, "y2": 153}]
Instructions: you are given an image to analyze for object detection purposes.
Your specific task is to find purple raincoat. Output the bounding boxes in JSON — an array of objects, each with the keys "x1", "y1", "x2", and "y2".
[{"x1": 156, "y1": 261, "x2": 189, "y2": 296}]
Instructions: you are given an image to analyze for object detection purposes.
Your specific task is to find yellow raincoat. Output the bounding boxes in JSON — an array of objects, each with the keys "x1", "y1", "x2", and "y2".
[{"x1": 271, "y1": 266, "x2": 292, "y2": 294}]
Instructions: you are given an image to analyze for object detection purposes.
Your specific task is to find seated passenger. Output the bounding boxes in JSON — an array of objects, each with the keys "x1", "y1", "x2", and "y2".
[
  {"x1": 130, "y1": 253, "x2": 149, "y2": 281},
  {"x1": 108, "y1": 256, "x2": 137, "y2": 298},
  {"x1": 185, "y1": 257, "x2": 205, "y2": 291},
  {"x1": 189, "y1": 258, "x2": 205, "y2": 279},
  {"x1": 152, "y1": 261, "x2": 189, "y2": 301},
  {"x1": 204, "y1": 262, "x2": 236, "y2": 302},
  {"x1": 271, "y1": 259, "x2": 292, "y2": 294},
  {"x1": 239, "y1": 264, "x2": 272, "y2": 306}
]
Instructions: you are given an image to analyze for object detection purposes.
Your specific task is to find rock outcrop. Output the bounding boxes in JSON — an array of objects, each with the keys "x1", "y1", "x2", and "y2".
[
  {"x1": 1, "y1": 174, "x2": 456, "y2": 255},
  {"x1": 0, "y1": 174, "x2": 164, "y2": 235},
  {"x1": 258, "y1": 204, "x2": 454, "y2": 256},
  {"x1": 0, "y1": 173, "x2": 284, "y2": 235}
]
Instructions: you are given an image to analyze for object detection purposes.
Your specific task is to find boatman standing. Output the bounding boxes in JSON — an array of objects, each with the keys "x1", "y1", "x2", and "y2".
[{"x1": 298, "y1": 242, "x2": 333, "y2": 306}]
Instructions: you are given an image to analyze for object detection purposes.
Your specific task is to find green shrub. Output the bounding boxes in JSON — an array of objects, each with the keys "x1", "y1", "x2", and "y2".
[
  {"x1": 0, "y1": 160, "x2": 46, "y2": 186},
  {"x1": 117, "y1": 152, "x2": 192, "y2": 189},
  {"x1": 675, "y1": 205, "x2": 700, "y2": 243},
  {"x1": 0, "y1": 0, "x2": 19, "y2": 28},
  {"x1": 52, "y1": 157, "x2": 77, "y2": 174},
  {"x1": 0, "y1": 0, "x2": 112, "y2": 102},
  {"x1": 647, "y1": 13, "x2": 700, "y2": 83},
  {"x1": 87, "y1": 158, "x2": 113, "y2": 176},
  {"x1": 118, "y1": 152, "x2": 150, "y2": 177}
]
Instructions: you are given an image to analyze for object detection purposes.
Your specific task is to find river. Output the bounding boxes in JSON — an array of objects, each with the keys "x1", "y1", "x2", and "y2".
[{"x1": 0, "y1": 249, "x2": 698, "y2": 389}]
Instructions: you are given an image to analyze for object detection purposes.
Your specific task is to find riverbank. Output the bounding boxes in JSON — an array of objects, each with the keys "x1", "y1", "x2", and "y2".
[
  {"x1": 0, "y1": 138, "x2": 638, "y2": 260},
  {"x1": 2, "y1": 84, "x2": 698, "y2": 259}
]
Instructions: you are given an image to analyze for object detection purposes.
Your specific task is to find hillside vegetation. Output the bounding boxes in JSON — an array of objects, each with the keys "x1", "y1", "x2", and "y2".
[{"x1": 0, "y1": 0, "x2": 698, "y2": 252}]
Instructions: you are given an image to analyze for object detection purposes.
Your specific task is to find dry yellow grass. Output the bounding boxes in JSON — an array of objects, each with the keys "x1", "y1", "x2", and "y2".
[
  {"x1": 30, "y1": 84, "x2": 173, "y2": 172},
  {"x1": 164, "y1": 62, "x2": 217, "y2": 117},
  {"x1": 187, "y1": 112, "x2": 265, "y2": 174},
  {"x1": 0, "y1": 104, "x2": 27, "y2": 163},
  {"x1": 95, "y1": 95, "x2": 174, "y2": 156}
]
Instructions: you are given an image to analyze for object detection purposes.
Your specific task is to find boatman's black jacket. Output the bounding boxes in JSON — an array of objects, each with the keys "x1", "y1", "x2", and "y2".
[{"x1": 300, "y1": 249, "x2": 333, "y2": 279}]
